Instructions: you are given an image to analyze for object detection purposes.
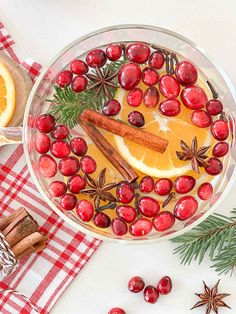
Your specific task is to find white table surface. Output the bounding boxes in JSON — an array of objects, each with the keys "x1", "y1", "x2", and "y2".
[{"x1": 1, "y1": 1, "x2": 236, "y2": 313}]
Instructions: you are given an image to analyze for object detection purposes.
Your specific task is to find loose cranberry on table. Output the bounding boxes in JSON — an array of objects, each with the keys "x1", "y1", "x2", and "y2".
[
  {"x1": 159, "y1": 99, "x2": 181, "y2": 117},
  {"x1": 56, "y1": 70, "x2": 73, "y2": 88},
  {"x1": 159, "y1": 75, "x2": 180, "y2": 99},
  {"x1": 152, "y1": 211, "x2": 175, "y2": 232},
  {"x1": 174, "y1": 196, "x2": 198, "y2": 221},
  {"x1": 148, "y1": 51, "x2": 165, "y2": 70},
  {"x1": 128, "y1": 276, "x2": 145, "y2": 293},
  {"x1": 154, "y1": 178, "x2": 173, "y2": 196},
  {"x1": 118, "y1": 63, "x2": 141, "y2": 90},
  {"x1": 116, "y1": 182, "x2": 135, "y2": 204},
  {"x1": 138, "y1": 197, "x2": 160, "y2": 217},
  {"x1": 80, "y1": 155, "x2": 97, "y2": 174},
  {"x1": 38, "y1": 154, "x2": 57, "y2": 178},
  {"x1": 50, "y1": 140, "x2": 71, "y2": 158},
  {"x1": 143, "y1": 86, "x2": 159, "y2": 108},
  {"x1": 36, "y1": 114, "x2": 55, "y2": 133},
  {"x1": 128, "y1": 111, "x2": 145, "y2": 127},
  {"x1": 116, "y1": 205, "x2": 137, "y2": 223},
  {"x1": 211, "y1": 120, "x2": 229, "y2": 141},
  {"x1": 212, "y1": 141, "x2": 229, "y2": 158},
  {"x1": 141, "y1": 67, "x2": 159, "y2": 86},
  {"x1": 70, "y1": 137, "x2": 88, "y2": 156},
  {"x1": 76, "y1": 200, "x2": 94, "y2": 222},
  {"x1": 94, "y1": 212, "x2": 111, "y2": 228},
  {"x1": 67, "y1": 174, "x2": 86, "y2": 194},
  {"x1": 175, "y1": 61, "x2": 198, "y2": 86},
  {"x1": 111, "y1": 218, "x2": 128, "y2": 236},
  {"x1": 86, "y1": 49, "x2": 107, "y2": 68},
  {"x1": 157, "y1": 276, "x2": 172, "y2": 295},
  {"x1": 108, "y1": 308, "x2": 126, "y2": 314},
  {"x1": 60, "y1": 193, "x2": 77, "y2": 211},
  {"x1": 102, "y1": 99, "x2": 121, "y2": 116},
  {"x1": 51, "y1": 125, "x2": 69, "y2": 140},
  {"x1": 49, "y1": 181, "x2": 67, "y2": 197},
  {"x1": 206, "y1": 99, "x2": 223, "y2": 116},
  {"x1": 205, "y1": 157, "x2": 223, "y2": 175},
  {"x1": 106, "y1": 44, "x2": 122, "y2": 61},
  {"x1": 143, "y1": 285, "x2": 159, "y2": 304},
  {"x1": 71, "y1": 75, "x2": 88, "y2": 93},
  {"x1": 35, "y1": 133, "x2": 50, "y2": 154},
  {"x1": 129, "y1": 218, "x2": 153, "y2": 237},
  {"x1": 126, "y1": 88, "x2": 143, "y2": 107},
  {"x1": 191, "y1": 110, "x2": 212, "y2": 128},
  {"x1": 181, "y1": 85, "x2": 208, "y2": 110},
  {"x1": 126, "y1": 43, "x2": 150, "y2": 64},
  {"x1": 139, "y1": 176, "x2": 154, "y2": 193},
  {"x1": 174, "y1": 175, "x2": 196, "y2": 194},
  {"x1": 70, "y1": 59, "x2": 88, "y2": 75},
  {"x1": 58, "y1": 156, "x2": 80, "y2": 176},
  {"x1": 197, "y1": 182, "x2": 213, "y2": 201}
]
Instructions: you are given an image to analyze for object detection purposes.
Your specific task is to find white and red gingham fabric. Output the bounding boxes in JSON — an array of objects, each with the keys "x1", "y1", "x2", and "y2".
[{"x1": 0, "y1": 22, "x2": 101, "y2": 314}]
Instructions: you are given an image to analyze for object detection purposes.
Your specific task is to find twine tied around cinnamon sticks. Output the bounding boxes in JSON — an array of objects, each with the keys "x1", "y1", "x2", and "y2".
[{"x1": 0, "y1": 231, "x2": 18, "y2": 276}]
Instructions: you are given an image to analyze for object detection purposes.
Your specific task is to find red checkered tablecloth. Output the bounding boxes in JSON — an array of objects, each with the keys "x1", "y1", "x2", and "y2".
[{"x1": 0, "y1": 22, "x2": 101, "y2": 314}]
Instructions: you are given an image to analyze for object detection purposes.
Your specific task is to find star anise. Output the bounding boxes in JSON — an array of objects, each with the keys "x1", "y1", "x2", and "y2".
[
  {"x1": 191, "y1": 280, "x2": 231, "y2": 314},
  {"x1": 80, "y1": 168, "x2": 118, "y2": 209},
  {"x1": 176, "y1": 136, "x2": 210, "y2": 173}
]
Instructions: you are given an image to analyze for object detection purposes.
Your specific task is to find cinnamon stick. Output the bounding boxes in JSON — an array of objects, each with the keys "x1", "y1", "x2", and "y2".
[
  {"x1": 0, "y1": 207, "x2": 25, "y2": 231},
  {"x1": 11, "y1": 232, "x2": 47, "y2": 257},
  {"x1": 80, "y1": 109, "x2": 169, "y2": 153}
]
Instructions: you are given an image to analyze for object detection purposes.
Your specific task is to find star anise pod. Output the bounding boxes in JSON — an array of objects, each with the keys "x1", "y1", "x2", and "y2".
[
  {"x1": 191, "y1": 280, "x2": 231, "y2": 314},
  {"x1": 80, "y1": 168, "x2": 118, "y2": 209},
  {"x1": 176, "y1": 136, "x2": 210, "y2": 173}
]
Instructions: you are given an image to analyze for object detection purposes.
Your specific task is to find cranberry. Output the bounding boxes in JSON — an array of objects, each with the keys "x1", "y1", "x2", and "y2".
[
  {"x1": 70, "y1": 60, "x2": 88, "y2": 75},
  {"x1": 143, "y1": 86, "x2": 159, "y2": 108},
  {"x1": 181, "y1": 85, "x2": 208, "y2": 110},
  {"x1": 129, "y1": 218, "x2": 152, "y2": 236},
  {"x1": 35, "y1": 133, "x2": 50, "y2": 154},
  {"x1": 174, "y1": 175, "x2": 196, "y2": 194},
  {"x1": 205, "y1": 157, "x2": 223, "y2": 175},
  {"x1": 58, "y1": 156, "x2": 80, "y2": 176},
  {"x1": 102, "y1": 99, "x2": 121, "y2": 116},
  {"x1": 56, "y1": 70, "x2": 73, "y2": 88},
  {"x1": 212, "y1": 141, "x2": 229, "y2": 157},
  {"x1": 111, "y1": 218, "x2": 128, "y2": 236},
  {"x1": 67, "y1": 174, "x2": 86, "y2": 193},
  {"x1": 36, "y1": 114, "x2": 55, "y2": 133},
  {"x1": 206, "y1": 99, "x2": 223, "y2": 116},
  {"x1": 159, "y1": 75, "x2": 180, "y2": 98},
  {"x1": 154, "y1": 178, "x2": 173, "y2": 196},
  {"x1": 116, "y1": 205, "x2": 137, "y2": 223},
  {"x1": 141, "y1": 67, "x2": 159, "y2": 86},
  {"x1": 157, "y1": 276, "x2": 172, "y2": 295},
  {"x1": 38, "y1": 154, "x2": 57, "y2": 178},
  {"x1": 138, "y1": 197, "x2": 160, "y2": 217},
  {"x1": 128, "y1": 111, "x2": 145, "y2": 127},
  {"x1": 127, "y1": 88, "x2": 143, "y2": 107},
  {"x1": 191, "y1": 110, "x2": 212, "y2": 128},
  {"x1": 175, "y1": 61, "x2": 198, "y2": 85},
  {"x1": 116, "y1": 182, "x2": 135, "y2": 204},
  {"x1": 153, "y1": 211, "x2": 175, "y2": 232},
  {"x1": 76, "y1": 200, "x2": 94, "y2": 222},
  {"x1": 148, "y1": 51, "x2": 165, "y2": 70},
  {"x1": 139, "y1": 176, "x2": 154, "y2": 193},
  {"x1": 86, "y1": 49, "x2": 107, "y2": 68},
  {"x1": 70, "y1": 137, "x2": 88, "y2": 156},
  {"x1": 126, "y1": 43, "x2": 150, "y2": 64},
  {"x1": 80, "y1": 155, "x2": 97, "y2": 174},
  {"x1": 118, "y1": 63, "x2": 141, "y2": 90},
  {"x1": 143, "y1": 285, "x2": 159, "y2": 304},
  {"x1": 211, "y1": 120, "x2": 229, "y2": 140},
  {"x1": 51, "y1": 125, "x2": 69, "y2": 140},
  {"x1": 106, "y1": 44, "x2": 122, "y2": 61},
  {"x1": 94, "y1": 212, "x2": 111, "y2": 228},
  {"x1": 108, "y1": 308, "x2": 126, "y2": 314},
  {"x1": 174, "y1": 196, "x2": 198, "y2": 221},
  {"x1": 197, "y1": 182, "x2": 213, "y2": 200},
  {"x1": 60, "y1": 193, "x2": 77, "y2": 210},
  {"x1": 159, "y1": 99, "x2": 181, "y2": 117},
  {"x1": 71, "y1": 75, "x2": 87, "y2": 93},
  {"x1": 49, "y1": 181, "x2": 67, "y2": 197},
  {"x1": 128, "y1": 276, "x2": 145, "y2": 293},
  {"x1": 50, "y1": 141, "x2": 71, "y2": 158}
]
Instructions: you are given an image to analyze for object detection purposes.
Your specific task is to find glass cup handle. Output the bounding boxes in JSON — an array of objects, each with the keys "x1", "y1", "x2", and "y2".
[{"x1": 0, "y1": 127, "x2": 23, "y2": 146}]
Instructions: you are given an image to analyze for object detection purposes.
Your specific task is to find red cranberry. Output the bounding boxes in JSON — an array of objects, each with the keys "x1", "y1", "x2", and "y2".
[
  {"x1": 138, "y1": 197, "x2": 160, "y2": 217},
  {"x1": 35, "y1": 133, "x2": 50, "y2": 154},
  {"x1": 116, "y1": 205, "x2": 137, "y2": 223},
  {"x1": 139, "y1": 176, "x2": 154, "y2": 193},
  {"x1": 174, "y1": 175, "x2": 196, "y2": 194},
  {"x1": 71, "y1": 75, "x2": 87, "y2": 93},
  {"x1": 102, "y1": 99, "x2": 121, "y2": 116},
  {"x1": 148, "y1": 51, "x2": 165, "y2": 70},
  {"x1": 174, "y1": 196, "x2": 198, "y2": 220},
  {"x1": 153, "y1": 212, "x2": 175, "y2": 232},
  {"x1": 116, "y1": 182, "x2": 135, "y2": 204},
  {"x1": 159, "y1": 99, "x2": 181, "y2": 117},
  {"x1": 128, "y1": 276, "x2": 145, "y2": 293},
  {"x1": 211, "y1": 120, "x2": 229, "y2": 141},
  {"x1": 94, "y1": 212, "x2": 111, "y2": 228},
  {"x1": 157, "y1": 276, "x2": 172, "y2": 295},
  {"x1": 127, "y1": 88, "x2": 143, "y2": 107},
  {"x1": 143, "y1": 285, "x2": 159, "y2": 304},
  {"x1": 206, "y1": 99, "x2": 223, "y2": 116},
  {"x1": 76, "y1": 200, "x2": 94, "y2": 222},
  {"x1": 108, "y1": 308, "x2": 126, "y2": 314},
  {"x1": 128, "y1": 111, "x2": 145, "y2": 127},
  {"x1": 51, "y1": 125, "x2": 69, "y2": 140},
  {"x1": 67, "y1": 174, "x2": 86, "y2": 193},
  {"x1": 205, "y1": 157, "x2": 223, "y2": 175},
  {"x1": 49, "y1": 181, "x2": 67, "y2": 197},
  {"x1": 143, "y1": 86, "x2": 159, "y2": 108},
  {"x1": 60, "y1": 193, "x2": 77, "y2": 210},
  {"x1": 197, "y1": 182, "x2": 213, "y2": 200},
  {"x1": 181, "y1": 85, "x2": 208, "y2": 110},
  {"x1": 56, "y1": 70, "x2": 73, "y2": 88},
  {"x1": 212, "y1": 141, "x2": 229, "y2": 157},
  {"x1": 70, "y1": 60, "x2": 88, "y2": 75},
  {"x1": 38, "y1": 154, "x2": 57, "y2": 178},
  {"x1": 58, "y1": 156, "x2": 80, "y2": 176},
  {"x1": 36, "y1": 114, "x2": 55, "y2": 133},
  {"x1": 118, "y1": 63, "x2": 141, "y2": 90},
  {"x1": 154, "y1": 178, "x2": 173, "y2": 196},
  {"x1": 141, "y1": 67, "x2": 159, "y2": 86},
  {"x1": 191, "y1": 110, "x2": 212, "y2": 128},
  {"x1": 159, "y1": 75, "x2": 180, "y2": 98},
  {"x1": 70, "y1": 137, "x2": 88, "y2": 156},
  {"x1": 111, "y1": 218, "x2": 128, "y2": 236},
  {"x1": 50, "y1": 140, "x2": 71, "y2": 158},
  {"x1": 129, "y1": 218, "x2": 152, "y2": 236},
  {"x1": 86, "y1": 49, "x2": 107, "y2": 68},
  {"x1": 175, "y1": 61, "x2": 198, "y2": 85},
  {"x1": 126, "y1": 43, "x2": 150, "y2": 64},
  {"x1": 80, "y1": 155, "x2": 97, "y2": 174},
  {"x1": 106, "y1": 44, "x2": 122, "y2": 61}
]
